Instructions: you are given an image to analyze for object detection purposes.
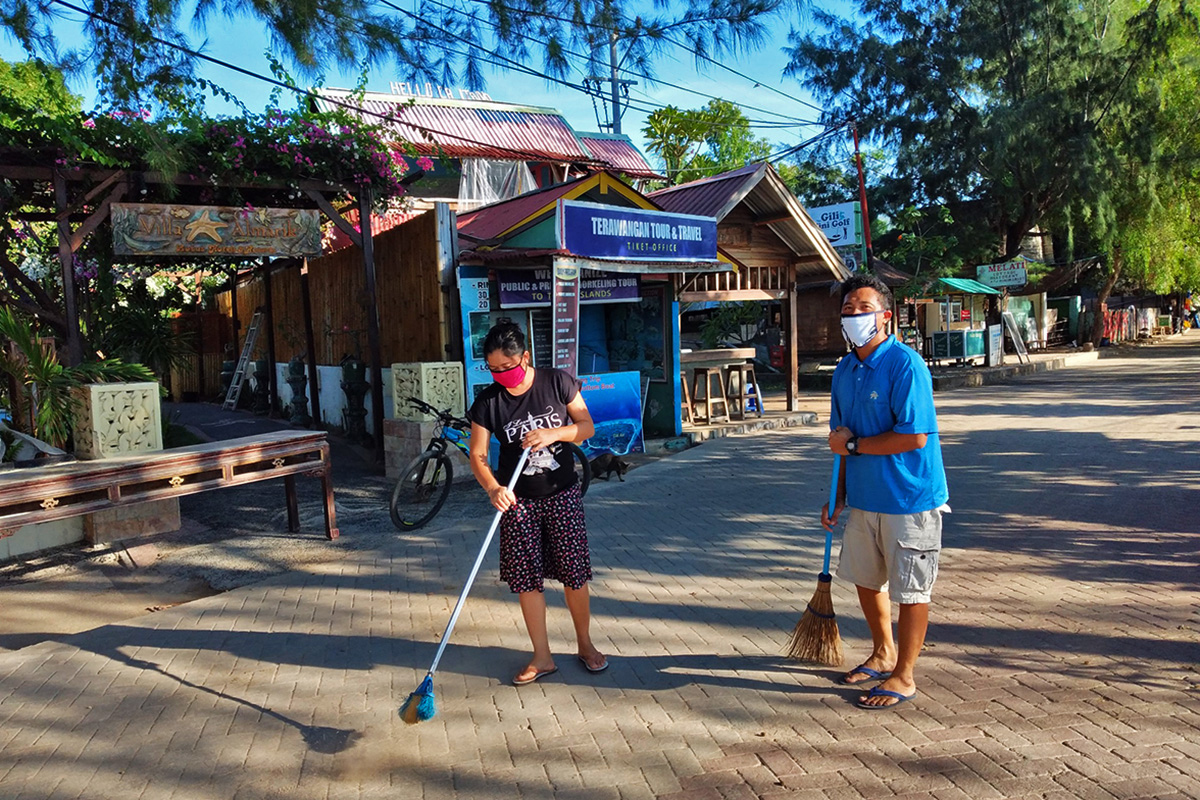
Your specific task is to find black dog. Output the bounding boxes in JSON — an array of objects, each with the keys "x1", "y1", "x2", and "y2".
[{"x1": 589, "y1": 451, "x2": 630, "y2": 482}]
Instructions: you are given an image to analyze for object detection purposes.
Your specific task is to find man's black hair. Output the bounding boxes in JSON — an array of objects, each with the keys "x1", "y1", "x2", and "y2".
[
  {"x1": 839, "y1": 274, "x2": 894, "y2": 312},
  {"x1": 483, "y1": 318, "x2": 526, "y2": 357}
]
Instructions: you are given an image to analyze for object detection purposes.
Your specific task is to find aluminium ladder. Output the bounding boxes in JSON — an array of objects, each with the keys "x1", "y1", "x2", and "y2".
[{"x1": 222, "y1": 310, "x2": 264, "y2": 410}]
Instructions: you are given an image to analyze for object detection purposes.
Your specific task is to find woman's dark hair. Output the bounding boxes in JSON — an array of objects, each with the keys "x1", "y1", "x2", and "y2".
[
  {"x1": 839, "y1": 274, "x2": 894, "y2": 312},
  {"x1": 483, "y1": 318, "x2": 527, "y2": 357}
]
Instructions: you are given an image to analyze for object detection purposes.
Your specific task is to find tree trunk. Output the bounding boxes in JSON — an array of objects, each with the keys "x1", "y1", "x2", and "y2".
[
  {"x1": 1090, "y1": 248, "x2": 1123, "y2": 346},
  {"x1": 1002, "y1": 210, "x2": 1036, "y2": 260}
]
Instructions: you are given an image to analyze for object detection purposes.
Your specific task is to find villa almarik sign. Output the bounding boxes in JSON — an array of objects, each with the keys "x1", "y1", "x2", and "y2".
[{"x1": 111, "y1": 204, "x2": 323, "y2": 258}]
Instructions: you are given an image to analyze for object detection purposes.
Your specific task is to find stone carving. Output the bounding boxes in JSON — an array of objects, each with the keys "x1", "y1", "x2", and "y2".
[
  {"x1": 71, "y1": 382, "x2": 163, "y2": 460},
  {"x1": 391, "y1": 362, "x2": 465, "y2": 422}
]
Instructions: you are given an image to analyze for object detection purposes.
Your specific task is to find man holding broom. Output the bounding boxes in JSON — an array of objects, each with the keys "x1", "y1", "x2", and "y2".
[{"x1": 822, "y1": 274, "x2": 949, "y2": 710}]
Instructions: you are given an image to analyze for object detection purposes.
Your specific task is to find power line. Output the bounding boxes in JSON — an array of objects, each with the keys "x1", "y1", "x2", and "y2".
[
  {"x1": 655, "y1": 30, "x2": 827, "y2": 116},
  {"x1": 446, "y1": 0, "x2": 827, "y2": 118},
  {"x1": 381, "y1": 0, "x2": 820, "y2": 137},
  {"x1": 52, "y1": 0, "x2": 825, "y2": 177},
  {"x1": 663, "y1": 122, "x2": 848, "y2": 181},
  {"x1": 766, "y1": 122, "x2": 850, "y2": 163},
  {"x1": 416, "y1": 0, "x2": 818, "y2": 125},
  {"x1": 376, "y1": 0, "x2": 607, "y2": 98},
  {"x1": 374, "y1": 0, "x2": 701, "y2": 126},
  {"x1": 625, "y1": 85, "x2": 821, "y2": 130},
  {"x1": 48, "y1": 0, "x2": 604, "y2": 165}
]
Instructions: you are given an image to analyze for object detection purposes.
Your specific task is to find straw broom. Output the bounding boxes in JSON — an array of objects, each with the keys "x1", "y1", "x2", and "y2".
[
  {"x1": 786, "y1": 454, "x2": 844, "y2": 666},
  {"x1": 400, "y1": 447, "x2": 531, "y2": 724}
]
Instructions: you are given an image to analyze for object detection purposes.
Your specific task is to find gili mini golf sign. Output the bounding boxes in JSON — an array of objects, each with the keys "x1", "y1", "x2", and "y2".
[{"x1": 808, "y1": 202, "x2": 859, "y2": 248}]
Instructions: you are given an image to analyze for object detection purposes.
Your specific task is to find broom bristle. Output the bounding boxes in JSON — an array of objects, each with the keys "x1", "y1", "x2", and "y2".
[
  {"x1": 785, "y1": 575, "x2": 844, "y2": 666},
  {"x1": 399, "y1": 675, "x2": 436, "y2": 724}
]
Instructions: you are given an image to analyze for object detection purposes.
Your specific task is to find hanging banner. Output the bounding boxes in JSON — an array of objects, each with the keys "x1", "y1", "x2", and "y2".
[
  {"x1": 558, "y1": 199, "x2": 717, "y2": 262},
  {"x1": 552, "y1": 261, "x2": 581, "y2": 372},
  {"x1": 111, "y1": 203, "x2": 322, "y2": 257},
  {"x1": 579, "y1": 371, "x2": 645, "y2": 458},
  {"x1": 497, "y1": 268, "x2": 639, "y2": 308}
]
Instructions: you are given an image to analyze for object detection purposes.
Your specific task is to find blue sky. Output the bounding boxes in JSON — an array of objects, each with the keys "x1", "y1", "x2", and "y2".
[{"x1": 0, "y1": 2, "x2": 855, "y2": 163}]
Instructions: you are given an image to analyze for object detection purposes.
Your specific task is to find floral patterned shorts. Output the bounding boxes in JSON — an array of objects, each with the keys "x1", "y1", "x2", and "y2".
[{"x1": 499, "y1": 481, "x2": 592, "y2": 593}]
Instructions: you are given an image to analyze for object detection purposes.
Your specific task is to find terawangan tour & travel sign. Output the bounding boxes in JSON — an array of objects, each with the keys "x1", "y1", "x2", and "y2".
[{"x1": 557, "y1": 199, "x2": 717, "y2": 262}]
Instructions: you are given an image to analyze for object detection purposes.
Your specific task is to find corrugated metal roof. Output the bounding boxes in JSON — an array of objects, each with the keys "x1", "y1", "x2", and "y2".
[
  {"x1": 314, "y1": 90, "x2": 596, "y2": 163},
  {"x1": 649, "y1": 163, "x2": 849, "y2": 281},
  {"x1": 648, "y1": 163, "x2": 763, "y2": 218},
  {"x1": 456, "y1": 178, "x2": 587, "y2": 243},
  {"x1": 578, "y1": 133, "x2": 663, "y2": 179}
]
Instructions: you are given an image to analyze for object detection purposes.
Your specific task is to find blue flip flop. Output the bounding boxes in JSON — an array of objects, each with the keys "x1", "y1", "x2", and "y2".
[
  {"x1": 855, "y1": 686, "x2": 917, "y2": 710},
  {"x1": 839, "y1": 663, "x2": 893, "y2": 685}
]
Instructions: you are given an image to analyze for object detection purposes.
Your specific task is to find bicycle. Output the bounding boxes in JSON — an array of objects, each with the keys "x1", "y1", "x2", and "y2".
[{"x1": 389, "y1": 397, "x2": 591, "y2": 530}]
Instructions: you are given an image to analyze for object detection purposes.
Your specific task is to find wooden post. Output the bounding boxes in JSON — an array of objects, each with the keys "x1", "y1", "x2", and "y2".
[
  {"x1": 196, "y1": 310, "x2": 206, "y2": 398},
  {"x1": 358, "y1": 190, "x2": 386, "y2": 464},
  {"x1": 786, "y1": 274, "x2": 799, "y2": 412},
  {"x1": 320, "y1": 440, "x2": 340, "y2": 539},
  {"x1": 229, "y1": 268, "x2": 240, "y2": 361},
  {"x1": 262, "y1": 260, "x2": 279, "y2": 416},
  {"x1": 300, "y1": 259, "x2": 322, "y2": 428},
  {"x1": 53, "y1": 171, "x2": 84, "y2": 365},
  {"x1": 284, "y1": 474, "x2": 300, "y2": 532}
]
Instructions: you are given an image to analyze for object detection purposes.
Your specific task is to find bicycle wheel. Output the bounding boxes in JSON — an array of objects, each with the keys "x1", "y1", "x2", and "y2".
[
  {"x1": 390, "y1": 451, "x2": 453, "y2": 530},
  {"x1": 566, "y1": 442, "x2": 591, "y2": 497}
]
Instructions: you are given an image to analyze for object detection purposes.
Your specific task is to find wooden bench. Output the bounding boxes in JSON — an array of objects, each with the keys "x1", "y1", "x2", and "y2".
[{"x1": 0, "y1": 431, "x2": 339, "y2": 542}]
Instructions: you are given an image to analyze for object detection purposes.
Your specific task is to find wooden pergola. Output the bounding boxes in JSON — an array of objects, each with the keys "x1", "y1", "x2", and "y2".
[{"x1": 0, "y1": 157, "x2": 399, "y2": 463}]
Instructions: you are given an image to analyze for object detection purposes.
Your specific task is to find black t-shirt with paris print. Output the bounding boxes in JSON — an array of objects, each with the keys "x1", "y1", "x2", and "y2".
[{"x1": 468, "y1": 368, "x2": 583, "y2": 499}]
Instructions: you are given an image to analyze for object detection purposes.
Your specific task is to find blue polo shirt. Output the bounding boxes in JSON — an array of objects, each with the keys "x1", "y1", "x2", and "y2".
[{"x1": 830, "y1": 336, "x2": 949, "y2": 514}]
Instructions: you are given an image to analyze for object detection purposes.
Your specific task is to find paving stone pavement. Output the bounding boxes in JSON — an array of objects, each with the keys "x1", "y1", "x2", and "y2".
[{"x1": 0, "y1": 336, "x2": 1197, "y2": 799}]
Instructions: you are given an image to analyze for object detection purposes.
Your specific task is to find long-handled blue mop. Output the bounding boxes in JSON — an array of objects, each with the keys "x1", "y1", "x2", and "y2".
[{"x1": 400, "y1": 447, "x2": 531, "y2": 724}]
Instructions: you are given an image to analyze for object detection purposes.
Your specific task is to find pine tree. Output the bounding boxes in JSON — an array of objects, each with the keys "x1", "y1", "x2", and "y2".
[{"x1": 783, "y1": 0, "x2": 1175, "y2": 259}]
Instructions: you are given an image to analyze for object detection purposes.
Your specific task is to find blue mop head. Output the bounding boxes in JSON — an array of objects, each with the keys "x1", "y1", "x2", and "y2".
[{"x1": 399, "y1": 674, "x2": 436, "y2": 724}]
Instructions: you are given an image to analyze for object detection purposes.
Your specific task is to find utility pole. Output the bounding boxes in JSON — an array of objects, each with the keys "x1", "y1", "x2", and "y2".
[
  {"x1": 852, "y1": 122, "x2": 873, "y2": 261},
  {"x1": 588, "y1": 30, "x2": 637, "y2": 134},
  {"x1": 610, "y1": 31, "x2": 622, "y2": 134}
]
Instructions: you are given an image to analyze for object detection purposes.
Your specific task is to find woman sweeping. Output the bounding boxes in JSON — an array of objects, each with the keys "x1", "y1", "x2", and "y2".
[{"x1": 467, "y1": 319, "x2": 608, "y2": 685}]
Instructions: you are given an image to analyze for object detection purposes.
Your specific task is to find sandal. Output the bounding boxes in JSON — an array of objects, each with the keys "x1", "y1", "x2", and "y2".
[
  {"x1": 855, "y1": 686, "x2": 917, "y2": 710},
  {"x1": 512, "y1": 666, "x2": 557, "y2": 686},
  {"x1": 839, "y1": 663, "x2": 893, "y2": 685},
  {"x1": 578, "y1": 653, "x2": 608, "y2": 673}
]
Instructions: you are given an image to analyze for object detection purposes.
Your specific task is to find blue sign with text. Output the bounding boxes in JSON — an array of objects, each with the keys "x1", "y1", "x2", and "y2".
[{"x1": 558, "y1": 200, "x2": 718, "y2": 262}]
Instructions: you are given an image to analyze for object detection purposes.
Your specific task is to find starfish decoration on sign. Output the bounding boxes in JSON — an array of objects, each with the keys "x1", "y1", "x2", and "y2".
[{"x1": 185, "y1": 210, "x2": 230, "y2": 243}]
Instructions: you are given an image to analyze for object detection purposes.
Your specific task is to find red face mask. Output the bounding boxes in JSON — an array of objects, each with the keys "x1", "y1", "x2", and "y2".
[{"x1": 490, "y1": 362, "x2": 527, "y2": 388}]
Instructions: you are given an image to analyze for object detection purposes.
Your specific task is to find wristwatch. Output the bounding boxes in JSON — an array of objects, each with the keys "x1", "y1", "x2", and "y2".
[{"x1": 846, "y1": 435, "x2": 862, "y2": 456}]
